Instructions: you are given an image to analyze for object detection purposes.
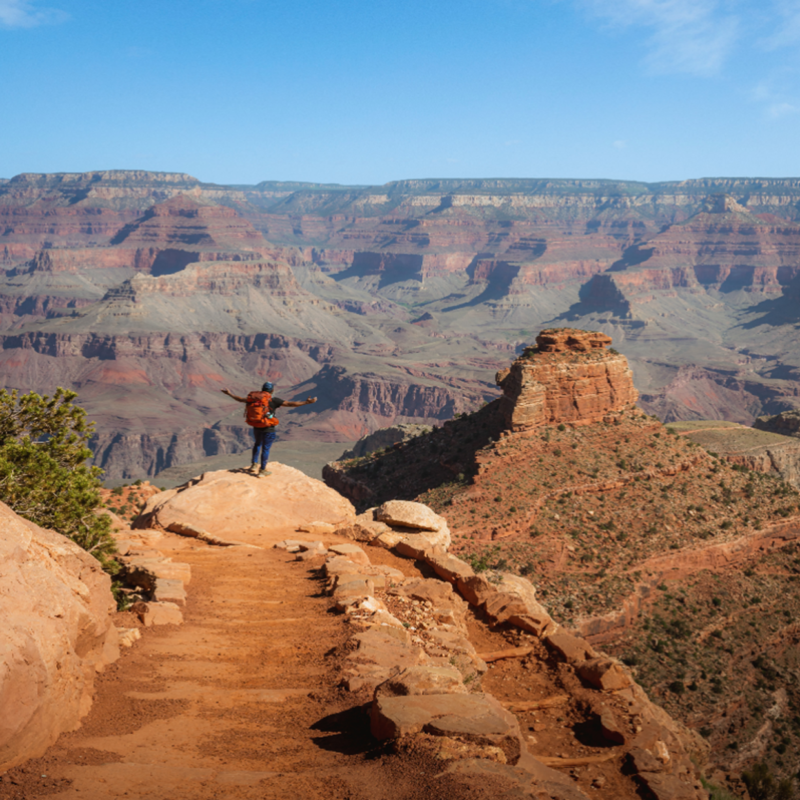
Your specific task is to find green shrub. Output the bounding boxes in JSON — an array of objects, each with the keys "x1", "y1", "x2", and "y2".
[
  {"x1": 464, "y1": 545, "x2": 502, "y2": 573},
  {"x1": 0, "y1": 388, "x2": 116, "y2": 572}
]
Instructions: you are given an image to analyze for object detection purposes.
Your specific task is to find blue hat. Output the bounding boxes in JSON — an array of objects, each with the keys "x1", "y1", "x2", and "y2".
[{"x1": 262, "y1": 381, "x2": 274, "y2": 392}]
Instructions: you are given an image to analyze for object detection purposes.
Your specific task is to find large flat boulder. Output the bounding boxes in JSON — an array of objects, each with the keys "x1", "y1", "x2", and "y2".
[
  {"x1": 135, "y1": 466, "x2": 355, "y2": 545},
  {"x1": 371, "y1": 692, "x2": 519, "y2": 747},
  {"x1": 375, "y1": 500, "x2": 445, "y2": 532},
  {"x1": 0, "y1": 502, "x2": 119, "y2": 772}
]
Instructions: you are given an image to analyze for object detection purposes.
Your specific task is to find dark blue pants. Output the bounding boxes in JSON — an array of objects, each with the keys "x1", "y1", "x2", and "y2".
[{"x1": 252, "y1": 427, "x2": 278, "y2": 469}]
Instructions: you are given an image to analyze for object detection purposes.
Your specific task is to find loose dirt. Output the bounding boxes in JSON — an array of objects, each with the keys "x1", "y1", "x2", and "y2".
[{"x1": 0, "y1": 529, "x2": 528, "y2": 800}]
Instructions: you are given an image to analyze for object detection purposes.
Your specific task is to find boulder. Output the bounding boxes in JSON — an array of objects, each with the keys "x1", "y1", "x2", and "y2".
[
  {"x1": 544, "y1": 632, "x2": 596, "y2": 664},
  {"x1": 598, "y1": 707, "x2": 627, "y2": 745},
  {"x1": 443, "y1": 759, "x2": 593, "y2": 800},
  {"x1": 371, "y1": 692, "x2": 519, "y2": 747},
  {"x1": 456, "y1": 574, "x2": 496, "y2": 606},
  {"x1": 121, "y1": 556, "x2": 191, "y2": 590},
  {"x1": 332, "y1": 509, "x2": 395, "y2": 544},
  {"x1": 628, "y1": 747, "x2": 667, "y2": 773},
  {"x1": 375, "y1": 666, "x2": 467, "y2": 698},
  {"x1": 394, "y1": 538, "x2": 434, "y2": 560},
  {"x1": 389, "y1": 577, "x2": 459, "y2": 608},
  {"x1": 375, "y1": 500, "x2": 446, "y2": 532},
  {"x1": 576, "y1": 658, "x2": 633, "y2": 692},
  {"x1": 344, "y1": 628, "x2": 429, "y2": 692},
  {"x1": 134, "y1": 466, "x2": 355, "y2": 545},
  {"x1": 427, "y1": 552, "x2": 475, "y2": 584},
  {"x1": 131, "y1": 601, "x2": 184, "y2": 627},
  {"x1": 0, "y1": 502, "x2": 119, "y2": 772},
  {"x1": 328, "y1": 543, "x2": 371, "y2": 566},
  {"x1": 152, "y1": 578, "x2": 187, "y2": 605},
  {"x1": 379, "y1": 526, "x2": 451, "y2": 552},
  {"x1": 471, "y1": 572, "x2": 556, "y2": 636}
]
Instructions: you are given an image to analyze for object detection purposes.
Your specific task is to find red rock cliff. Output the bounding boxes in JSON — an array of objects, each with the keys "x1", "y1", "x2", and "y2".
[{"x1": 495, "y1": 329, "x2": 639, "y2": 430}]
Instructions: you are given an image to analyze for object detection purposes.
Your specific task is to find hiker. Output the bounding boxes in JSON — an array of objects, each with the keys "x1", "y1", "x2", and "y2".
[{"x1": 221, "y1": 382, "x2": 317, "y2": 477}]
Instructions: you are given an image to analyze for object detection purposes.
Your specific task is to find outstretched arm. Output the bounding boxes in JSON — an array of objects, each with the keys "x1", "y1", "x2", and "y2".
[
  {"x1": 282, "y1": 397, "x2": 318, "y2": 409},
  {"x1": 221, "y1": 388, "x2": 248, "y2": 403}
]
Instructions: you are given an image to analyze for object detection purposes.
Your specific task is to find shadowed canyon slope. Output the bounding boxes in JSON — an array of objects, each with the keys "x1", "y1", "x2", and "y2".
[{"x1": 4, "y1": 171, "x2": 800, "y2": 479}]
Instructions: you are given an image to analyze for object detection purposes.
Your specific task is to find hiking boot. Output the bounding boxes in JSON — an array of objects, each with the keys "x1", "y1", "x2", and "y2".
[
  {"x1": 257, "y1": 470, "x2": 272, "y2": 477},
  {"x1": 249, "y1": 463, "x2": 259, "y2": 474}
]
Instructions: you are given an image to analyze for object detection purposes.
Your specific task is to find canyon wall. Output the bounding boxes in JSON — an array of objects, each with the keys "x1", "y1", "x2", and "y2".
[{"x1": 6, "y1": 172, "x2": 800, "y2": 480}]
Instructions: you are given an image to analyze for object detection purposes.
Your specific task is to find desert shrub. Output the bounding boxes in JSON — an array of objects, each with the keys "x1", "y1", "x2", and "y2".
[
  {"x1": 0, "y1": 388, "x2": 116, "y2": 571},
  {"x1": 742, "y1": 762, "x2": 796, "y2": 800},
  {"x1": 700, "y1": 777, "x2": 741, "y2": 800},
  {"x1": 464, "y1": 545, "x2": 502, "y2": 573}
]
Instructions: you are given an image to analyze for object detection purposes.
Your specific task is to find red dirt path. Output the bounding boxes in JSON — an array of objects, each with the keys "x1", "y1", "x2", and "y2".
[{"x1": 0, "y1": 531, "x2": 522, "y2": 800}]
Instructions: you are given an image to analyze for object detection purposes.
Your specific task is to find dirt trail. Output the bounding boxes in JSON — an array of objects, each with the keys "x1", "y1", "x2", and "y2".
[
  {"x1": 1, "y1": 529, "x2": 382, "y2": 800},
  {"x1": 1, "y1": 520, "x2": 650, "y2": 800}
]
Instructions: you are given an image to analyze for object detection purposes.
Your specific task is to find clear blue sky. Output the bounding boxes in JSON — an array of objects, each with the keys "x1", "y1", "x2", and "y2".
[{"x1": 2, "y1": 0, "x2": 800, "y2": 185}]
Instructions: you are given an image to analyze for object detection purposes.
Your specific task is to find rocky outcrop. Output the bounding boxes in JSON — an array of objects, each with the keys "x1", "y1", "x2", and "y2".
[
  {"x1": 135, "y1": 466, "x2": 355, "y2": 543},
  {"x1": 754, "y1": 409, "x2": 800, "y2": 438},
  {"x1": 0, "y1": 502, "x2": 119, "y2": 772},
  {"x1": 495, "y1": 329, "x2": 639, "y2": 431},
  {"x1": 339, "y1": 422, "x2": 432, "y2": 459},
  {"x1": 673, "y1": 420, "x2": 800, "y2": 488},
  {"x1": 316, "y1": 506, "x2": 706, "y2": 799}
]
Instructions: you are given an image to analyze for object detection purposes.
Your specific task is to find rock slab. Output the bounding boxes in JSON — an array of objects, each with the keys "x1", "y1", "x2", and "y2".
[
  {"x1": 0, "y1": 502, "x2": 119, "y2": 772},
  {"x1": 136, "y1": 466, "x2": 355, "y2": 544}
]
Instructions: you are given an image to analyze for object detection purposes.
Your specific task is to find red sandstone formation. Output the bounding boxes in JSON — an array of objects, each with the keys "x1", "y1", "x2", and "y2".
[
  {"x1": 0, "y1": 501, "x2": 119, "y2": 772},
  {"x1": 495, "y1": 329, "x2": 639, "y2": 431}
]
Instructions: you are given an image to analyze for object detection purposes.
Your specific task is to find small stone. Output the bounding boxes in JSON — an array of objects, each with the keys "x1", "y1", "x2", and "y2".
[
  {"x1": 117, "y1": 627, "x2": 141, "y2": 648},
  {"x1": 131, "y1": 601, "x2": 183, "y2": 627},
  {"x1": 328, "y1": 543, "x2": 371, "y2": 566},
  {"x1": 152, "y1": 577, "x2": 187, "y2": 605}
]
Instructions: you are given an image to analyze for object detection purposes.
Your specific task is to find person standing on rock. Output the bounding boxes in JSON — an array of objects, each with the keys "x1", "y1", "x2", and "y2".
[{"x1": 221, "y1": 382, "x2": 317, "y2": 477}]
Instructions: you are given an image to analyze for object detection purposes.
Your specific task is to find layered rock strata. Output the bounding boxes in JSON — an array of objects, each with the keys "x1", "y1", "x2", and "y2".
[
  {"x1": 0, "y1": 502, "x2": 120, "y2": 772},
  {"x1": 671, "y1": 419, "x2": 800, "y2": 488},
  {"x1": 495, "y1": 329, "x2": 639, "y2": 431},
  {"x1": 754, "y1": 409, "x2": 800, "y2": 438}
]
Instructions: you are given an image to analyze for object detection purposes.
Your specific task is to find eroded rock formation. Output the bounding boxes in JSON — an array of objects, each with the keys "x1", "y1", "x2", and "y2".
[
  {"x1": 673, "y1": 420, "x2": 800, "y2": 488},
  {"x1": 0, "y1": 502, "x2": 119, "y2": 772},
  {"x1": 495, "y1": 329, "x2": 639, "y2": 431}
]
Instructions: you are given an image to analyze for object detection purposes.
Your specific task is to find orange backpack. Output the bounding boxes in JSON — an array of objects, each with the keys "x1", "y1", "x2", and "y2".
[{"x1": 245, "y1": 391, "x2": 279, "y2": 428}]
